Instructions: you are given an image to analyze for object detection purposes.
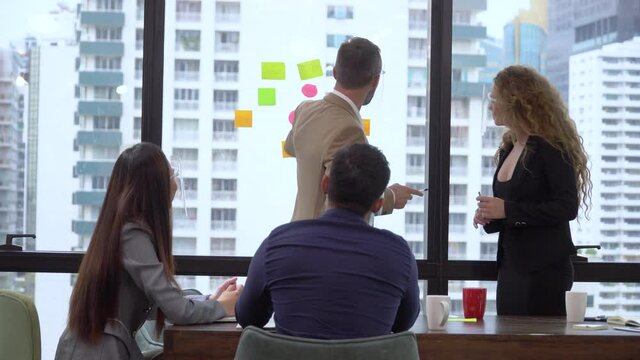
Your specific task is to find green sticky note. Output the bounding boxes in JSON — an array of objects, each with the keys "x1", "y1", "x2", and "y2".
[
  {"x1": 261, "y1": 62, "x2": 286, "y2": 80},
  {"x1": 297, "y1": 59, "x2": 323, "y2": 80},
  {"x1": 258, "y1": 88, "x2": 276, "y2": 106}
]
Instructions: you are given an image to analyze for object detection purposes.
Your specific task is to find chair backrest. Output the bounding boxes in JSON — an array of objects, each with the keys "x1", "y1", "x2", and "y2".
[
  {"x1": 234, "y1": 326, "x2": 420, "y2": 360},
  {"x1": 0, "y1": 290, "x2": 41, "y2": 360}
]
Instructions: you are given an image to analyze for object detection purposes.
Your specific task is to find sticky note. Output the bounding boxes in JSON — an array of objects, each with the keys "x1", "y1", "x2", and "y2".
[
  {"x1": 234, "y1": 110, "x2": 253, "y2": 128},
  {"x1": 297, "y1": 59, "x2": 323, "y2": 80},
  {"x1": 281, "y1": 141, "x2": 292, "y2": 158},
  {"x1": 288, "y1": 110, "x2": 295, "y2": 125},
  {"x1": 363, "y1": 118, "x2": 371, "y2": 136},
  {"x1": 301, "y1": 84, "x2": 318, "y2": 98},
  {"x1": 258, "y1": 88, "x2": 276, "y2": 106},
  {"x1": 261, "y1": 62, "x2": 286, "y2": 80}
]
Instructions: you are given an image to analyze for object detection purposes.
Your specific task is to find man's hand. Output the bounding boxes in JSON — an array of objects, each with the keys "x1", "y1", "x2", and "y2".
[
  {"x1": 388, "y1": 183, "x2": 424, "y2": 209},
  {"x1": 210, "y1": 277, "x2": 238, "y2": 301}
]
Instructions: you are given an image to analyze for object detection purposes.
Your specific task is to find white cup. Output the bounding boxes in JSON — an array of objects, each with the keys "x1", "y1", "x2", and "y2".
[
  {"x1": 426, "y1": 295, "x2": 450, "y2": 330},
  {"x1": 565, "y1": 291, "x2": 587, "y2": 322}
]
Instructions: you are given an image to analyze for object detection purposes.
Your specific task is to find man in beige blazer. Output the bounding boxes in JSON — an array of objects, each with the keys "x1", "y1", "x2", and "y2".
[{"x1": 285, "y1": 37, "x2": 423, "y2": 221}]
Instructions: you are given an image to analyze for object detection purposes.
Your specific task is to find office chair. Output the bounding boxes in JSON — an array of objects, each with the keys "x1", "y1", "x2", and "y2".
[
  {"x1": 0, "y1": 290, "x2": 41, "y2": 360},
  {"x1": 234, "y1": 326, "x2": 420, "y2": 360}
]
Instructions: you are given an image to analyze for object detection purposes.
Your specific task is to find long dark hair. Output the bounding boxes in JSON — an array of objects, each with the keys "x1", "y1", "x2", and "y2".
[{"x1": 68, "y1": 142, "x2": 177, "y2": 343}]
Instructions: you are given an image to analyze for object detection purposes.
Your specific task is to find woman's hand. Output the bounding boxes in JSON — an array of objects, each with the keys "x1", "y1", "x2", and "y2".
[
  {"x1": 473, "y1": 208, "x2": 492, "y2": 229},
  {"x1": 476, "y1": 195, "x2": 506, "y2": 220},
  {"x1": 216, "y1": 284, "x2": 244, "y2": 317},
  {"x1": 210, "y1": 277, "x2": 238, "y2": 301}
]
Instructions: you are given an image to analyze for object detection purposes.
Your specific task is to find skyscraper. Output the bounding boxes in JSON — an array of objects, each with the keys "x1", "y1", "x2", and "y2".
[{"x1": 503, "y1": 0, "x2": 547, "y2": 73}]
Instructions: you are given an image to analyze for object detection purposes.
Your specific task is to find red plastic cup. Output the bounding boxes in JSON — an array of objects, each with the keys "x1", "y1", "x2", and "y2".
[{"x1": 462, "y1": 288, "x2": 487, "y2": 320}]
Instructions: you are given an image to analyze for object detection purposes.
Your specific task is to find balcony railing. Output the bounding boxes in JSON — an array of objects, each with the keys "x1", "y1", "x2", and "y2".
[
  {"x1": 175, "y1": 71, "x2": 199, "y2": 81},
  {"x1": 213, "y1": 132, "x2": 238, "y2": 142},
  {"x1": 215, "y1": 43, "x2": 239, "y2": 53},
  {"x1": 175, "y1": 100, "x2": 199, "y2": 111},
  {"x1": 211, "y1": 221, "x2": 236, "y2": 231},
  {"x1": 212, "y1": 191, "x2": 237, "y2": 201},
  {"x1": 214, "y1": 72, "x2": 239, "y2": 82},
  {"x1": 176, "y1": 12, "x2": 201, "y2": 22},
  {"x1": 214, "y1": 102, "x2": 237, "y2": 112}
]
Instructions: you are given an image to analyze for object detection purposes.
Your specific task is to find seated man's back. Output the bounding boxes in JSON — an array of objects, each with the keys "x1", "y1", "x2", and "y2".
[{"x1": 236, "y1": 144, "x2": 420, "y2": 339}]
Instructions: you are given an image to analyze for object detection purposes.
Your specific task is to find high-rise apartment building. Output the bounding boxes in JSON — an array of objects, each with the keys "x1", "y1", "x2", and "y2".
[
  {"x1": 569, "y1": 36, "x2": 640, "y2": 317},
  {"x1": 548, "y1": 0, "x2": 640, "y2": 103}
]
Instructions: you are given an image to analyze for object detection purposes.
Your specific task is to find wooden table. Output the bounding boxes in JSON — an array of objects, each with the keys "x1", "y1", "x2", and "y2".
[{"x1": 164, "y1": 315, "x2": 640, "y2": 360}]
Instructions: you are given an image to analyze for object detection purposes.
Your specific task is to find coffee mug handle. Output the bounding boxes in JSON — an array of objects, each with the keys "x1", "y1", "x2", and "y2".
[{"x1": 439, "y1": 301, "x2": 450, "y2": 327}]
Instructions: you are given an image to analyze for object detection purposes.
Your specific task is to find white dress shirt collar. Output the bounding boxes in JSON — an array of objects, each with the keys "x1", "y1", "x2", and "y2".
[{"x1": 331, "y1": 90, "x2": 361, "y2": 120}]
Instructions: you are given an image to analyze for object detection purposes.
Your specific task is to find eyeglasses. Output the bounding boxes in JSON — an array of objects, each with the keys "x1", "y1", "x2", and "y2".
[
  {"x1": 170, "y1": 156, "x2": 188, "y2": 217},
  {"x1": 486, "y1": 92, "x2": 497, "y2": 105}
]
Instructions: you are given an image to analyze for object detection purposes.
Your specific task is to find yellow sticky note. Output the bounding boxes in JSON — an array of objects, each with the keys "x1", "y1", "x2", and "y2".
[
  {"x1": 281, "y1": 141, "x2": 292, "y2": 158},
  {"x1": 363, "y1": 118, "x2": 371, "y2": 136},
  {"x1": 234, "y1": 110, "x2": 253, "y2": 128},
  {"x1": 297, "y1": 59, "x2": 323, "y2": 80},
  {"x1": 261, "y1": 62, "x2": 286, "y2": 80},
  {"x1": 258, "y1": 88, "x2": 276, "y2": 106}
]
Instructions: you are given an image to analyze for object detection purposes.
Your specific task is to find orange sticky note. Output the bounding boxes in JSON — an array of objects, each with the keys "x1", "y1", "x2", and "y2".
[
  {"x1": 234, "y1": 110, "x2": 253, "y2": 128},
  {"x1": 281, "y1": 141, "x2": 292, "y2": 158},
  {"x1": 363, "y1": 118, "x2": 371, "y2": 136}
]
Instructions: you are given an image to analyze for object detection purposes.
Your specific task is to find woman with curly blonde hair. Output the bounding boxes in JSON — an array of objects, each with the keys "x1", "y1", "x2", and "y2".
[{"x1": 473, "y1": 65, "x2": 592, "y2": 315}]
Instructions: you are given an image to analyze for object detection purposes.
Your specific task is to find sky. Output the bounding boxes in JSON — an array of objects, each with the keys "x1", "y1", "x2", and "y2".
[{"x1": 479, "y1": 0, "x2": 532, "y2": 40}]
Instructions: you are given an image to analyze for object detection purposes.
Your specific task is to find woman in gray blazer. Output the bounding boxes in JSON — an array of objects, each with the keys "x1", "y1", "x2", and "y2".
[{"x1": 55, "y1": 143, "x2": 242, "y2": 360}]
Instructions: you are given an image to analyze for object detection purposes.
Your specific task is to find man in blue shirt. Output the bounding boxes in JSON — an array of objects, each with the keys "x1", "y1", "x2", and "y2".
[{"x1": 236, "y1": 143, "x2": 420, "y2": 339}]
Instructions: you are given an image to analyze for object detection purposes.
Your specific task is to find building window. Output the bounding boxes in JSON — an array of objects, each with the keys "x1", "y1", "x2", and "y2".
[
  {"x1": 449, "y1": 213, "x2": 466, "y2": 234},
  {"x1": 408, "y1": 67, "x2": 427, "y2": 88},
  {"x1": 450, "y1": 155, "x2": 468, "y2": 177},
  {"x1": 405, "y1": 212, "x2": 424, "y2": 234},
  {"x1": 173, "y1": 237, "x2": 196, "y2": 255},
  {"x1": 89, "y1": 86, "x2": 119, "y2": 101},
  {"x1": 136, "y1": 28, "x2": 144, "y2": 50},
  {"x1": 173, "y1": 118, "x2": 199, "y2": 141},
  {"x1": 407, "y1": 154, "x2": 425, "y2": 175},
  {"x1": 176, "y1": 30, "x2": 201, "y2": 52},
  {"x1": 480, "y1": 242, "x2": 498, "y2": 260},
  {"x1": 211, "y1": 237, "x2": 236, "y2": 256},
  {"x1": 452, "y1": 98, "x2": 469, "y2": 118},
  {"x1": 135, "y1": 58, "x2": 142, "y2": 79},
  {"x1": 407, "y1": 96, "x2": 426, "y2": 117},
  {"x1": 174, "y1": 88, "x2": 199, "y2": 111},
  {"x1": 327, "y1": 34, "x2": 352, "y2": 48},
  {"x1": 175, "y1": 59, "x2": 200, "y2": 81},
  {"x1": 214, "y1": 60, "x2": 239, "y2": 82},
  {"x1": 134, "y1": 87, "x2": 142, "y2": 109},
  {"x1": 173, "y1": 208, "x2": 197, "y2": 229},
  {"x1": 215, "y1": 31, "x2": 239, "y2": 52},
  {"x1": 409, "y1": 9, "x2": 428, "y2": 31},
  {"x1": 407, "y1": 125, "x2": 426, "y2": 147},
  {"x1": 450, "y1": 184, "x2": 467, "y2": 206},
  {"x1": 213, "y1": 90, "x2": 238, "y2": 111},
  {"x1": 213, "y1": 119, "x2": 237, "y2": 141},
  {"x1": 96, "y1": 0, "x2": 123, "y2": 10},
  {"x1": 212, "y1": 149, "x2": 238, "y2": 171},
  {"x1": 327, "y1": 5, "x2": 353, "y2": 19},
  {"x1": 482, "y1": 126, "x2": 502, "y2": 149},
  {"x1": 93, "y1": 116, "x2": 120, "y2": 130},
  {"x1": 453, "y1": 10, "x2": 471, "y2": 25},
  {"x1": 451, "y1": 126, "x2": 468, "y2": 147},
  {"x1": 176, "y1": 0, "x2": 201, "y2": 22},
  {"x1": 181, "y1": 178, "x2": 197, "y2": 200},
  {"x1": 408, "y1": 38, "x2": 427, "y2": 59},
  {"x1": 481, "y1": 156, "x2": 494, "y2": 177},
  {"x1": 215, "y1": 1, "x2": 241, "y2": 22},
  {"x1": 133, "y1": 117, "x2": 141, "y2": 140},
  {"x1": 95, "y1": 27, "x2": 122, "y2": 41},
  {"x1": 91, "y1": 146, "x2": 120, "y2": 160},
  {"x1": 212, "y1": 179, "x2": 237, "y2": 201},
  {"x1": 449, "y1": 241, "x2": 467, "y2": 259},
  {"x1": 211, "y1": 208, "x2": 236, "y2": 231},
  {"x1": 91, "y1": 176, "x2": 110, "y2": 190},
  {"x1": 94, "y1": 56, "x2": 121, "y2": 70},
  {"x1": 173, "y1": 148, "x2": 198, "y2": 170}
]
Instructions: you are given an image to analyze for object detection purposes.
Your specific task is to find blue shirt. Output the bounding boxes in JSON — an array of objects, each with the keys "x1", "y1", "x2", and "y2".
[{"x1": 236, "y1": 208, "x2": 420, "y2": 339}]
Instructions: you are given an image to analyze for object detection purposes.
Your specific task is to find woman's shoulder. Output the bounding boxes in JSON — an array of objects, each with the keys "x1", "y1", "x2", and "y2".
[{"x1": 121, "y1": 222, "x2": 152, "y2": 240}]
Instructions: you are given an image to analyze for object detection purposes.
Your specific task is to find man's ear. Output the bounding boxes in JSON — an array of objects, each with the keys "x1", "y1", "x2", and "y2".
[
  {"x1": 321, "y1": 174, "x2": 330, "y2": 194},
  {"x1": 370, "y1": 198, "x2": 383, "y2": 214},
  {"x1": 370, "y1": 73, "x2": 380, "y2": 88},
  {"x1": 332, "y1": 66, "x2": 338, "y2": 80}
]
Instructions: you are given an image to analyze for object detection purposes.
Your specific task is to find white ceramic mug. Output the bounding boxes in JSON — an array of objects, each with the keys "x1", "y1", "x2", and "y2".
[
  {"x1": 426, "y1": 295, "x2": 450, "y2": 330},
  {"x1": 565, "y1": 291, "x2": 587, "y2": 322}
]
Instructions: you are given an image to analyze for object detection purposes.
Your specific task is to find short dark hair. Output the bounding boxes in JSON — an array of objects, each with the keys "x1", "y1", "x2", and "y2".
[
  {"x1": 334, "y1": 37, "x2": 382, "y2": 89},
  {"x1": 328, "y1": 143, "x2": 390, "y2": 216}
]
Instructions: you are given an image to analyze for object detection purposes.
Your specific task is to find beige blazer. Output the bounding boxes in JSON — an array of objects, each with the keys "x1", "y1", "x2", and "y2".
[{"x1": 285, "y1": 93, "x2": 394, "y2": 221}]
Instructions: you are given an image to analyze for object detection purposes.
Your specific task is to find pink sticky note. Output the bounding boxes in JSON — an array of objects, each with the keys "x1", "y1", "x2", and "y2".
[
  {"x1": 288, "y1": 111, "x2": 295, "y2": 125},
  {"x1": 301, "y1": 84, "x2": 318, "y2": 98}
]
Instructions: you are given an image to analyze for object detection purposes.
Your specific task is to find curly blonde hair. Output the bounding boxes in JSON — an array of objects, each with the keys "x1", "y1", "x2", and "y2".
[{"x1": 493, "y1": 65, "x2": 592, "y2": 216}]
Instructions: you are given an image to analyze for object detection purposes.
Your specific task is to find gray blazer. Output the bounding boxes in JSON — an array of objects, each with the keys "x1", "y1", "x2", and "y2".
[{"x1": 55, "y1": 223, "x2": 226, "y2": 360}]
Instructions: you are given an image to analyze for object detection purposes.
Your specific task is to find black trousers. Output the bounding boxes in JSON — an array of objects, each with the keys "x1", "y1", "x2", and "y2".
[{"x1": 497, "y1": 256, "x2": 574, "y2": 316}]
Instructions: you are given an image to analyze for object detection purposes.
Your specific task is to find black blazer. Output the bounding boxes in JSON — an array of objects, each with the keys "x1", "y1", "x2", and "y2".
[{"x1": 483, "y1": 136, "x2": 578, "y2": 273}]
